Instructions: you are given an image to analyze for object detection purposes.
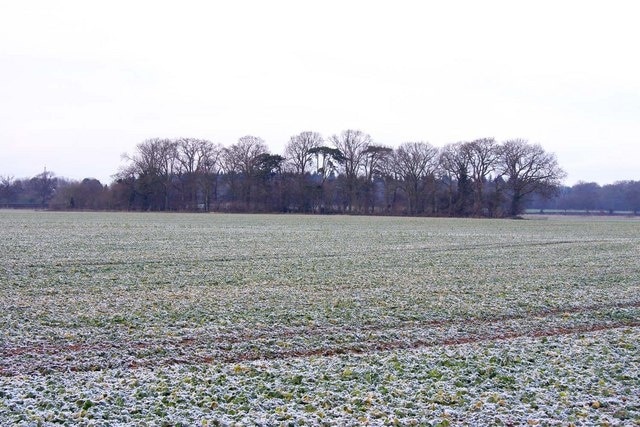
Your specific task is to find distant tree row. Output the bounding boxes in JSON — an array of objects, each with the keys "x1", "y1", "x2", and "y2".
[
  {"x1": 0, "y1": 172, "x2": 109, "y2": 210},
  {"x1": 2, "y1": 130, "x2": 570, "y2": 217},
  {"x1": 1, "y1": 170, "x2": 61, "y2": 209},
  {"x1": 528, "y1": 180, "x2": 640, "y2": 214}
]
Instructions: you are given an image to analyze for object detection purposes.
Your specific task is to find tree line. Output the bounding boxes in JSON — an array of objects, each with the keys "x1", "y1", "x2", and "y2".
[
  {"x1": 1, "y1": 130, "x2": 579, "y2": 217},
  {"x1": 528, "y1": 180, "x2": 640, "y2": 214}
]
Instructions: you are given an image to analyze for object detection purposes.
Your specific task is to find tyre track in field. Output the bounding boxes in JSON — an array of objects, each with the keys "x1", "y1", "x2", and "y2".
[
  {"x1": 199, "y1": 299, "x2": 640, "y2": 344},
  {"x1": 1, "y1": 301, "x2": 639, "y2": 376},
  {"x1": 16, "y1": 238, "x2": 611, "y2": 269},
  {"x1": 218, "y1": 320, "x2": 640, "y2": 364}
]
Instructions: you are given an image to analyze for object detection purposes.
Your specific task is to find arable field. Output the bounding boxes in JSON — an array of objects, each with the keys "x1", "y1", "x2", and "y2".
[{"x1": 1, "y1": 211, "x2": 639, "y2": 426}]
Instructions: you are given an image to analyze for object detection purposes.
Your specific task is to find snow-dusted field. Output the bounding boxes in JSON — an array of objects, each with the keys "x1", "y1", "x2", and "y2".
[{"x1": 1, "y1": 211, "x2": 639, "y2": 425}]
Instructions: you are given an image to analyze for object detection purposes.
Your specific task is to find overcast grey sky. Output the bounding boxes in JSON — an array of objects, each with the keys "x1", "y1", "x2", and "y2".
[{"x1": 1, "y1": 0, "x2": 639, "y2": 185}]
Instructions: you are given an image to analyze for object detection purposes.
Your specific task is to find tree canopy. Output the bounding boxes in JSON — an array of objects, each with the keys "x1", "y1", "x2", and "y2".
[{"x1": 2, "y1": 131, "x2": 605, "y2": 217}]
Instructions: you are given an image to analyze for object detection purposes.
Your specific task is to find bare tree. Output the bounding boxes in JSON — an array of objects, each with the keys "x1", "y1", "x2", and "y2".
[
  {"x1": 121, "y1": 138, "x2": 178, "y2": 210},
  {"x1": 285, "y1": 131, "x2": 323, "y2": 175},
  {"x1": 175, "y1": 138, "x2": 212, "y2": 210},
  {"x1": 467, "y1": 138, "x2": 499, "y2": 216},
  {"x1": 362, "y1": 145, "x2": 393, "y2": 213},
  {"x1": 393, "y1": 142, "x2": 439, "y2": 214},
  {"x1": 329, "y1": 130, "x2": 372, "y2": 211},
  {"x1": 498, "y1": 139, "x2": 566, "y2": 216},
  {"x1": 223, "y1": 136, "x2": 268, "y2": 175},
  {"x1": 223, "y1": 135, "x2": 269, "y2": 210},
  {"x1": 285, "y1": 131, "x2": 323, "y2": 211},
  {"x1": 439, "y1": 142, "x2": 473, "y2": 216},
  {"x1": 377, "y1": 154, "x2": 403, "y2": 213},
  {"x1": 29, "y1": 169, "x2": 57, "y2": 209},
  {"x1": 197, "y1": 142, "x2": 223, "y2": 212},
  {"x1": 363, "y1": 146, "x2": 393, "y2": 185}
]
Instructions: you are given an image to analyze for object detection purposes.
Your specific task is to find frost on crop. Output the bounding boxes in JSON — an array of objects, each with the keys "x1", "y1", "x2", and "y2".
[{"x1": 1, "y1": 211, "x2": 639, "y2": 424}]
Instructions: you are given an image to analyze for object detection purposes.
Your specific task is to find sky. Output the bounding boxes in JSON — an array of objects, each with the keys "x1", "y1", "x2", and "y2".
[{"x1": 1, "y1": 1, "x2": 639, "y2": 186}]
